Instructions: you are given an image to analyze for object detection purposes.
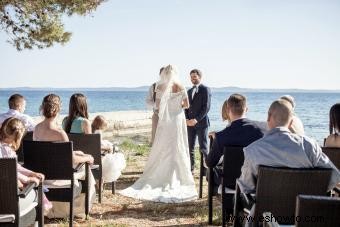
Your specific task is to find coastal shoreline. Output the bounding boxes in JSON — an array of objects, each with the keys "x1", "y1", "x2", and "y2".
[{"x1": 32, "y1": 110, "x2": 153, "y2": 137}]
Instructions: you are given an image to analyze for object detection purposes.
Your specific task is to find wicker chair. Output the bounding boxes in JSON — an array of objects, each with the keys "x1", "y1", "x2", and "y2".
[
  {"x1": 233, "y1": 166, "x2": 333, "y2": 227},
  {"x1": 16, "y1": 131, "x2": 33, "y2": 163},
  {"x1": 263, "y1": 195, "x2": 340, "y2": 227},
  {"x1": 0, "y1": 158, "x2": 43, "y2": 227},
  {"x1": 321, "y1": 147, "x2": 340, "y2": 169},
  {"x1": 67, "y1": 133, "x2": 107, "y2": 203},
  {"x1": 221, "y1": 146, "x2": 244, "y2": 227},
  {"x1": 22, "y1": 141, "x2": 90, "y2": 227}
]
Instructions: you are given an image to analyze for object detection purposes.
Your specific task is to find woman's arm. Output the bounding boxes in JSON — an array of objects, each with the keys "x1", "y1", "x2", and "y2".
[
  {"x1": 73, "y1": 153, "x2": 94, "y2": 165},
  {"x1": 82, "y1": 119, "x2": 92, "y2": 134},
  {"x1": 182, "y1": 97, "x2": 189, "y2": 109}
]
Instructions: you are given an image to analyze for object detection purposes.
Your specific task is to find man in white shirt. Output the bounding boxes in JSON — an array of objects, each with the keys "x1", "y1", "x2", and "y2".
[
  {"x1": 0, "y1": 94, "x2": 35, "y2": 131},
  {"x1": 146, "y1": 67, "x2": 164, "y2": 145}
]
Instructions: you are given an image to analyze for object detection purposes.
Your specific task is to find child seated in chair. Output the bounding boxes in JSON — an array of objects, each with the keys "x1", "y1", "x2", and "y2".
[
  {"x1": 92, "y1": 115, "x2": 126, "y2": 183},
  {"x1": 0, "y1": 117, "x2": 52, "y2": 215}
]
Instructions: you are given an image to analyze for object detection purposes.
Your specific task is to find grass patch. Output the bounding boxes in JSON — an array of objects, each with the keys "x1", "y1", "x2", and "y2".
[{"x1": 120, "y1": 139, "x2": 150, "y2": 156}]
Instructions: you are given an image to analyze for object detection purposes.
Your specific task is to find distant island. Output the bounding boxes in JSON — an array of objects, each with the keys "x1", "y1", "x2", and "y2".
[{"x1": 1, "y1": 86, "x2": 340, "y2": 93}]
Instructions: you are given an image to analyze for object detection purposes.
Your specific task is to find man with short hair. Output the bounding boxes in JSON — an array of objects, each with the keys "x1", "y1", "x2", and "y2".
[
  {"x1": 185, "y1": 69, "x2": 211, "y2": 172},
  {"x1": 206, "y1": 94, "x2": 266, "y2": 193},
  {"x1": 0, "y1": 94, "x2": 35, "y2": 131},
  {"x1": 237, "y1": 99, "x2": 340, "y2": 227},
  {"x1": 239, "y1": 99, "x2": 340, "y2": 193},
  {"x1": 280, "y1": 94, "x2": 305, "y2": 136},
  {"x1": 146, "y1": 67, "x2": 164, "y2": 145}
]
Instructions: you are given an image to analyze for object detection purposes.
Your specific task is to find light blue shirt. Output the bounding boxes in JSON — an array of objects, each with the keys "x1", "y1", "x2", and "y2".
[
  {"x1": 62, "y1": 117, "x2": 86, "y2": 133},
  {"x1": 238, "y1": 127, "x2": 340, "y2": 194}
]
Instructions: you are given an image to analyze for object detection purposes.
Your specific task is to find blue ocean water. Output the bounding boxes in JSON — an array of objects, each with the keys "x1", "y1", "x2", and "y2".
[{"x1": 0, "y1": 89, "x2": 339, "y2": 144}]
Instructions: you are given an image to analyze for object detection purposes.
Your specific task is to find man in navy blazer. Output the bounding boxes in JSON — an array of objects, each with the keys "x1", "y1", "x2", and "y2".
[
  {"x1": 185, "y1": 69, "x2": 211, "y2": 172},
  {"x1": 206, "y1": 94, "x2": 266, "y2": 191}
]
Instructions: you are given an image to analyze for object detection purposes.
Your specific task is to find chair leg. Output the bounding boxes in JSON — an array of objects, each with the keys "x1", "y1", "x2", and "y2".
[
  {"x1": 70, "y1": 181, "x2": 74, "y2": 227},
  {"x1": 222, "y1": 191, "x2": 226, "y2": 227},
  {"x1": 233, "y1": 183, "x2": 242, "y2": 227},
  {"x1": 38, "y1": 183, "x2": 44, "y2": 227},
  {"x1": 208, "y1": 167, "x2": 214, "y2": 224},
  {"x1": 112, "y1": 181, "x2": 116, "y2": 194},
  {"x1": 99, "y1": 178, "x2": 102, "y2": 203},
  {"x1": 199, "y1": 152, "x2": 203, "y2": 198},
  {"x1": 85, "y1": 164, "x2": 89, "y2": 219}
]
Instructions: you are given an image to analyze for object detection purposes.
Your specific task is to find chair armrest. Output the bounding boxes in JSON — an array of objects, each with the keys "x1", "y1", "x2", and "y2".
[
  {"x1": 242, "y1": 192, "x2": 256, "y2": 205},
  {"x1": 91, "y1": 164, "x2": 99, "y2": 170},
  {"x1": 18, "y1": 182, "x2": 37, "y2": 198},
  {"x1": 74, "y1": 163, "x2": 85, "y2": 172},
  {"x1": 262, "y1": 212, "x2": 280, "y2": 227},
  {"x1": 0, "y1": 214, "x2": 15, "y2": 223}
]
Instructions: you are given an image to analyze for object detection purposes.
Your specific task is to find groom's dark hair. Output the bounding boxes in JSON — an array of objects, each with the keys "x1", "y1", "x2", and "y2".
[{"x1": 190, "y1": 69, "x2": 202, "y2": 78}]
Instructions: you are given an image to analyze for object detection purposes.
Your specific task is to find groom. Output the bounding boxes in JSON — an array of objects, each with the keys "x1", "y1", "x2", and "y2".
[{"x1": 185, "y1": 69, "x2": 211, "y2": 172}]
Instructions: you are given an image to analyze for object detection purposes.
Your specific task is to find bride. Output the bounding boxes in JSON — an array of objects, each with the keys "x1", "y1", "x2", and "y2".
[{"x1": 119, "y1": 65, "x2": 198, "y2": 203}]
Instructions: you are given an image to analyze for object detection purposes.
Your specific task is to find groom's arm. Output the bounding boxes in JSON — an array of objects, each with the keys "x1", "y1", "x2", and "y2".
[{"x1": 194, "y1": 87, "x2": 211, "y2": 122}]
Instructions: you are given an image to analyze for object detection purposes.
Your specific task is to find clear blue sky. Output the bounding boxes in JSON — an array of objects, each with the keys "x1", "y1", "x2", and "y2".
[{"x1": 1, "y1": 0, "x2": 340, "y2": 89}]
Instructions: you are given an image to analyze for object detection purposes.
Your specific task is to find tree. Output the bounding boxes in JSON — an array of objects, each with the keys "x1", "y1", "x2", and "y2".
[{"x1": 0, "y1": 0, "x2": 105, "y2": 51}]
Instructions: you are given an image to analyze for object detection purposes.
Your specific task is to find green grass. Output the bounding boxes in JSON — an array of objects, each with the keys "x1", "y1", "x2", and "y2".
[{"x1": 120, "y1": 139, "x2": 150, "y2": 156}]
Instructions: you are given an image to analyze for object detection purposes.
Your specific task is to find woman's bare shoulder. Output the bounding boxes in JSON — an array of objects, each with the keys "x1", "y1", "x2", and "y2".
[{"x1": 325, "y1": 134, "x2": 340, "y2": 147}]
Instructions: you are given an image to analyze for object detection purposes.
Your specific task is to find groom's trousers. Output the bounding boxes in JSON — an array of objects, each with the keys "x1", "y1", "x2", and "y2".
[{"x1": 187, "y1": 126, "x2": 209, "y2": 171}]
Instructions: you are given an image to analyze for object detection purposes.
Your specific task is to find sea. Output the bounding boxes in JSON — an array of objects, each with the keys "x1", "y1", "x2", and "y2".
[{"x1": 1, "y1": 89, "x2": 339, "y2": 144}]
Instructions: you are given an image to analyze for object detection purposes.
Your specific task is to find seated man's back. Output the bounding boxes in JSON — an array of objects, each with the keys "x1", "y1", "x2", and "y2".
[{"x1": 239, "y1": 100, "x2": 340, "y2": 194}]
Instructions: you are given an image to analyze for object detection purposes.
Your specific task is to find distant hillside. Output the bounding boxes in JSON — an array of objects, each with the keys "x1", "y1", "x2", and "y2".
[{"x1": 1, "y1": 86, "x2": 340, "y2": 93}]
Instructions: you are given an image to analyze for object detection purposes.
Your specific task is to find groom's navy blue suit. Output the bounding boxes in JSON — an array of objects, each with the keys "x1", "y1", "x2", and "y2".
[{"x1": 185, "y1": 84, "x2": 211, "y2": 171}]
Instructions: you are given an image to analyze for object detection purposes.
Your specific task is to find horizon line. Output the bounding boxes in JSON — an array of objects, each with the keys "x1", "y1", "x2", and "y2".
[{"x1": 1, "y1": 86, "x2": 340, "y2": 91}]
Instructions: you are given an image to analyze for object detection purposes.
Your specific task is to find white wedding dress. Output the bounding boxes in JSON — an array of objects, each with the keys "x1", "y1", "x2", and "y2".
[{"x1": 119, "y1": 84, "x2": 198, "y2": 203}]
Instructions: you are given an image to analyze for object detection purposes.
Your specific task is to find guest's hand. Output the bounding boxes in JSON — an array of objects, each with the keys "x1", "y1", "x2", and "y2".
[
  {"x1": 86, "y1": 155, "x2": 94, "y2": 165},
  {"x1": 18, "y1": 180, "x2": 24, "y2": 189},
  {"x1": 28, "y1": 176, "x2": 40, "y2": 186},
  {"x1": 30, "y1": 172, "x2": 45, "y2": 181}
]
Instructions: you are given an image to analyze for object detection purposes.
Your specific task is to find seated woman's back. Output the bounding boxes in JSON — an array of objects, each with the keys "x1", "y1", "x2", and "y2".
[
  {"x1": 34, "y1": 94, "x2": 68, "y2": 142},
  {"x1": 34, "y1": 121, "x2": 68, "y2": 142},
  {"x1": 325, "y1": 103, "x2": 340, "y2": 148},
  {"x1": 325, "y1": 134, "x2": 340, "y2": 147},
  {"x1": 62, "y1": 116, "x2": 91, "y2": 134}
]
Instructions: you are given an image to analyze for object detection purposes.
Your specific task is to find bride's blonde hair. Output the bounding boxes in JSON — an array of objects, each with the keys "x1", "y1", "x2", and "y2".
[{"x1": 159, "y1": 64, "x2": 180, "y2": 85}]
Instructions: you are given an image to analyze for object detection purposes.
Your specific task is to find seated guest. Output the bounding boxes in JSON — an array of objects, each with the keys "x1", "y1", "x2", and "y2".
[
  {"x1": 0, "y1": 117, "x2": 52, "y2": 214},
  {"x1": 0, "y1": 94, "x2": 35, "y2": 131},
  {"x1": 92, "y1": 115, "x2": 113, "y2": 152},
  {"x1": 325, "y1": 103, "x2": 340, "y2": 147},
  {"x1": 205, "y1": 94, "x2": 266, "y2": 192},
  {"x1": 62, "y1": 93, "x2": 91, "y2": 134},
  {"x1": 92, "y1": 115, "x2": 126, "y2": 183},
  {"x1": 238, "y1": 100, "x2": 340, "y2": 225},
  {"x1": 280, "y1": 94, "x2": 304, "y2": 136},
  {"x1": 33, "y1": 94, "x2": 95, "y2": 218}
]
